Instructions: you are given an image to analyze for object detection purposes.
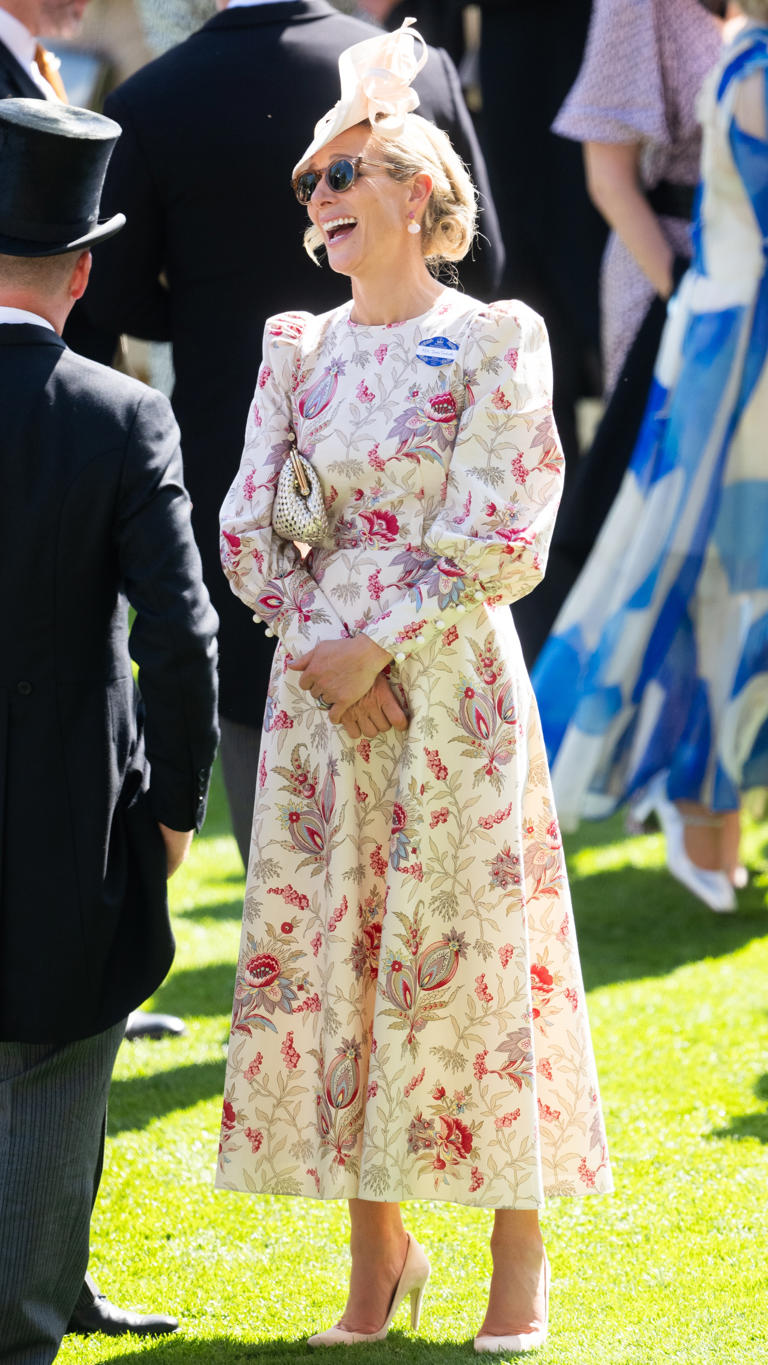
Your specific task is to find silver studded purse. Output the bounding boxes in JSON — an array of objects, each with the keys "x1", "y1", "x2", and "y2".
[{"x1": 272, "y1": 435, "x2": 329, "y2": 546}]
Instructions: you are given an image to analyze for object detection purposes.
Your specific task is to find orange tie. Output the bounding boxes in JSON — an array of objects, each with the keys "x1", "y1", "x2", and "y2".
[{"x1": 34, "y1": 44, "x2": 68, "y2": 102}]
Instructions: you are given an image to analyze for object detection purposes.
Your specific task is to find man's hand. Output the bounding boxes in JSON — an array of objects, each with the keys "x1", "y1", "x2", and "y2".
[
  {"x1": 287, "y1": 635, "x2": 393, "y2": 724},
  {"x1": 158, "y1": 824, "x2": 194, "y2": 877},
  {"x1": 340, "y1": 674, "x2": 409, "y2": 739}
]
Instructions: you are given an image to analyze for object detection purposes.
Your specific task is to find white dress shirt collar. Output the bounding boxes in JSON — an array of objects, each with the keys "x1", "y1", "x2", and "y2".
[
  {"x1": 0, "y1": 305, "x2": 55, "y2": 332},
  {"x1": 0, "y1": 8, "x2": 60, "y2": 99}
]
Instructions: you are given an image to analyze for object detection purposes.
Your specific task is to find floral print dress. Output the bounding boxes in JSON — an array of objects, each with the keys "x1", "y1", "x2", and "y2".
[{"x1": 216, "y1": 289, "x2": 612, "y2": 1208}]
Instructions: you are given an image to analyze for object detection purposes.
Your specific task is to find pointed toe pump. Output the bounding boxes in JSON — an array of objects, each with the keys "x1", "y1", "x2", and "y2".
[
  {"x1": 633, "y1": 774, "x2": 736, "y2": 914},
  {"x1": 473, "y1": 1255, "x2": 549, "y2": 1356},
  {"x1": 307, "y1": 1234, "x2": 430, "y2": 1347}
]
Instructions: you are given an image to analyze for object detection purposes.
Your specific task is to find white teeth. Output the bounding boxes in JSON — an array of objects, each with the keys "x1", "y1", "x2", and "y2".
[{"x1": 324, "y1": 217, "x2": 357, "y2": 232}]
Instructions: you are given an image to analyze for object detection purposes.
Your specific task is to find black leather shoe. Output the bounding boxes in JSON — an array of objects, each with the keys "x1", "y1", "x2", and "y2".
[
  {"x1": 66, "y1": 1293, "x2": 179, "y2": 1336},
  {"x1": 125, "y1": 1009, "x2": 187, "y2": 1041}
]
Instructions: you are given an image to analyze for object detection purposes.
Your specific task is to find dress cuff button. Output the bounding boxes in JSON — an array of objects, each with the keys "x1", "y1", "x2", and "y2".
[
  {"x1": 265, "y1": 627, "x2": 275, "y2": 638},
  {"x1": 395, "y1": 651, "x2": 406, "y2": 663},
  {"x1": 435, "y1": 619, "x2": 446, "y2": 630},
  {"x1": 456, "y1": 603, "x2": 466, "y2": 613}
]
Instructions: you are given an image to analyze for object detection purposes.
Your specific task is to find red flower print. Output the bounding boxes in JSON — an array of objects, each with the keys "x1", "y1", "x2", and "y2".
[
  {"x1": 424, "y1": 747, "x2": 448, "y2": 780},
  {"x1": 499, "y1": 944, "x2": 515, "y2": 968},
  {"x1": 436, "y1": 1115, "x2": 473, "y2": 1164},
  {"x1": 495, "y1": 1109, "x2": 520, "y2": 1128},
  {"x1": 328, "y1": 896, "x2": 348, "y2": 933},
  {"x1": 578, "y1": 1158, "x2": 597, "y2": 1189},
  {"x1": 537, "y1": 1058, "x2": 553, "y2": 1081},
  {"x1": 530, "y1": 963, "x2": 554, "y2": 1018},
  {"x1": 429, "y1": 807, "x2": 449, "y2": 829},
  {"x1": 258, "y1": 365, "x2": 271, "y2": 388},
  {"x1": 404, "y1": 1068, "x2": 425, "y2": 1097},
  {"x1": 491, "y1": 386, "x2": 511, "y2": 411},
  {"x1": 469, "y1": 1166, "x2": 484, "y2": 1192},
  {"x1": 357, "y1": 739, "x2": 371, "y2": 762},
  {"x1": 432, "y1": 1085, "x2": 446, "y2": 1101},
  {"x1": 281, "y1": 921, "x2": 294, "y2": 935},
  {"x1": 537, "y1": 1098, "x2": 561, "y2": 1124},
  {"x1": 426, "y1": 390, "x2": 458, "y2": 423},
  {"x1": 359, "y1": 508, "x2": 399, "y2": 543},
  {"x1": 258, "y1": 752, "x2": 267, "y2": 789},
  {"x1": 311, "y1": 931, "x2": 322, "y2": 957},
  {"x1": 474, "y1": 973, "x2": 493, "y2": 1004},
  {"x1": 242, "y1": 470, "x2": 256, "y2": 501},
  {"x1": 295, "y1": 992, "x2": 321, "y2": 1014},
  {"x1": 368, "y1": 443, "x2": 385, "y2": 471},
  {"x1": 391, "y1": 803, "x2": 407, "y2": 834},
  {"x1": 272, "y1": 710, "x2": 293, "y2": 731},
  {"x1": 244, "y1": 1126, "x2": 263, "y2": 1153},
  {"x1": 370, "y1": 844, "x2": 387, "y2": 877},
  {"x1": 221, "y1": 1099, "x2": 236, "y2": 1131},
  {"x1": 356, "y1": 380, "x2": 375, "y2": 402},
  {"x1": 404, "y1": 861, "x2": 424, "y2": 882},
  {"x1": 443, "y1": 624, "x2": 458, "y2": 646},
  {"x1": 251, "y1": 401, "x2": 262, "y2": 427},
  {"x1": 397, "y1": 619, "x2": 425, "y2": 642},
  {"x1": 307, "y1": 1167, "x2": 321, "y2": 1193},
  {"x1": 504, "y1": 346, "x2": 519, "y2": 370},
  {"x1": 221, "y1": 529, "x2": 241, "y2": 552},
  {"x1": 244, "y1": 953, "x2": 281, "y2": 990},
  {"x1": 374, "y1": 343, "x2": 388, "y2": 364},
  {"x1": 268, "y1": 884, "x2": 309, "y2": 911},
  {"x1": 473, "y1": 1049, "x2": 488, "y2": 1080},
  {"x1": 355, "y1": 782, "x2": 369, "y2": 804},
  {"x1": 244, "y1": 1053, "x2": 263, "y2": 1082},
  {"x1": 367, "y1": 1082, "x2": 378, "y2": 1100},
  {"x1": 511, "y1": 453, "x2": 528, "y2": 484},
  {"x1": 368, "y1": 568, "x2": 384, "y2": 601},
  {"x1": 281, "y1": 1031, "x2": 300, "y2": 1070},
  {"x1": 564, "y1": 987, "x2": 579, "y2": 1012}
]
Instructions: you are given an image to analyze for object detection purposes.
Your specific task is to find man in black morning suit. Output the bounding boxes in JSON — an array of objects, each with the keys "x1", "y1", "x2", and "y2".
[
  {"x1": 74, "y1": 0, "x2": 504, "y2": 866},
  {"x1": 0, "y1": 99, "x2": 218, "y2": 1363}
]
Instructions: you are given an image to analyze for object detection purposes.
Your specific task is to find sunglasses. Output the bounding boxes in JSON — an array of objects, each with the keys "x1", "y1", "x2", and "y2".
[{"x1": 292, "y1": 156, "x2": 391, "y2": 205}]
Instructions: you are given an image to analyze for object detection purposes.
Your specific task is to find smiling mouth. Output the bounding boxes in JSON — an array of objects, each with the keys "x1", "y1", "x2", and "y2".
[{"x1": 324, "y1": 217, "x2": 358, "y2": 245}]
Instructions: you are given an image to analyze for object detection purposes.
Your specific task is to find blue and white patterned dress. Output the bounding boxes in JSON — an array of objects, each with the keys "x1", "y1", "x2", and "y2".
[{"x1": 533, "y1": 23, "x2": 768, "y2": 827}]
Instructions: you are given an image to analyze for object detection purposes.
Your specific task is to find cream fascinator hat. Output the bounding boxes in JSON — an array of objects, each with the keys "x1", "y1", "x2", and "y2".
[{"x1": 292, "y1": 17, "x2": 428, "y2": 178}]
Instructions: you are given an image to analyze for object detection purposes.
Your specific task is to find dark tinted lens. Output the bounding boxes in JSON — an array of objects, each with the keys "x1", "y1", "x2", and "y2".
[
  {"x1": 295, "y1": 171, "x2": 319, "y2": 204},
  {"x1": 326, "y1": 159, "x2": 356, "y2": 194}
]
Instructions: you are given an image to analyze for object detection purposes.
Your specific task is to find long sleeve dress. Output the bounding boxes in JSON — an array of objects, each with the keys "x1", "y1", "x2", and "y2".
[
  {"x1": 216, "y1": 289, "x2": 611, "y2": 1208},
  {"x1": 553, "y1": 0, "x2": 722, "y2": 396},
  {"x1": 534, "y1": 24, "x2": 768, "y2": 828}
]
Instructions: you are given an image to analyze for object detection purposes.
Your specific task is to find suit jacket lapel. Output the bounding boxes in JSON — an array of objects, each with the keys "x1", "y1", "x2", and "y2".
[
  {"x1": 0, "y1": 36, "x2": 45, "y2": 100},
  {"x1": 0, "y1": 324, "x2": 66, "y2": 351}
]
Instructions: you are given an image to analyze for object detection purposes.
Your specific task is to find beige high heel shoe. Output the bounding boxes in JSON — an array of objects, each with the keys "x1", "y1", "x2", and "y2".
[
  {"x1": 474, "y1": 1253, "x2": 549, "y2": 1355},
  {"x1": 307, "y1": 1234, "x2": 430, "y2": 1347}
]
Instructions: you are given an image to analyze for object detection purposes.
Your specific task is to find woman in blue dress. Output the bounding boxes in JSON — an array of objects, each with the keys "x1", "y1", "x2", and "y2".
[{"x1": 533, "y1": 4, "x2": 768, "y2": 913}]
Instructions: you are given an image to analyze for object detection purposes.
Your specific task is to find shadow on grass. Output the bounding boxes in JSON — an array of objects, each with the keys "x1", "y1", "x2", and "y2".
[
  {"x1": 570, "y1": 863, "x2": 768, "y2": 991},
  {"x1": 99, "y1": 1336, "x2": 475, "y2": 1363},
  {"x1": 179, "y1": 897, "x2": 244, "y2": 924},
  {"x1": 147, "y1": 962, "x2": 235, "y2": 1019},
  {"x1": 108, "y1": 1059, "x2": 226, "y2": 1134},
  {"x1": 709, "y1": 1072, "x2": 768, "y2": 1145}
]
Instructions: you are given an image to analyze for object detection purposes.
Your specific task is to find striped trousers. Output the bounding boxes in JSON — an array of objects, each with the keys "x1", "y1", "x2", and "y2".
[{"x1": 0, "y1": 1020, "x2": 125, "y2": 1365}]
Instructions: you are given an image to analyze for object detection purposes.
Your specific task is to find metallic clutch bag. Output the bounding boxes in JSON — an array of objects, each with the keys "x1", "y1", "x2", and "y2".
[{"x1": 272, "y1": 438, "x2": 329, "y2": 546}]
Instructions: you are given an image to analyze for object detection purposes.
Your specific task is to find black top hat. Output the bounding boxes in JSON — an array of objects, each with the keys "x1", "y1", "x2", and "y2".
[{"x1": 0, "y1": 99, "x2": 126, "y2": 257}]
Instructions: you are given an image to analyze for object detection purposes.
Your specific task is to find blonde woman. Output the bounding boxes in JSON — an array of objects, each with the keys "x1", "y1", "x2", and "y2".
[{"x1": 217, "y1": 21, "x2": 612, "y2": 1354}]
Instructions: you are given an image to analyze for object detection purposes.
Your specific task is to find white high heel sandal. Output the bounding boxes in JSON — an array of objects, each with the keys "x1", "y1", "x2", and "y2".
[
  {"x1": 632, "y1": 773, "x2": 736, "y2": 914},
  {"x1": 473, "y1": 1254, "x2": 550, "y2": 1355},
  {"x1": 307, "y1": 1234, "x2": 430, "y2": 1347}
]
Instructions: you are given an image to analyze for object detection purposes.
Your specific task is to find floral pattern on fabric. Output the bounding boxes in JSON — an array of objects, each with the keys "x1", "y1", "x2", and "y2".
[{"x1": 216, "y1": 290, "x2": 612, "y2": 1207}]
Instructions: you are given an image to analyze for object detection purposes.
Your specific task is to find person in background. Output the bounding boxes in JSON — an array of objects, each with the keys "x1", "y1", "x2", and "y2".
[
  {"x1": 0, "y1": 100, "x2": 218, "y2": 1360},
  {"x1": 533, "y1": 4, "x2": 768, "y2": 915},
  {"x1": 515, "y1": 0, "x2": 728, "y2": 664},
  {"x1": 72, "y1": 0, "x2": 503, "y2": 874},
  {"x1": 216, "y1": 20, "x2": 611, "y2": 1354}
]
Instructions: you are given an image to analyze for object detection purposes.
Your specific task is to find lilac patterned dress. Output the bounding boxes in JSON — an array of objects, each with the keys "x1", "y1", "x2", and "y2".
[
  {"x1": 554, "y1": 0, "x2": 723, "y2": 395},
  {"x1": 216, "y1": 290, "x2": 611, "y2": 1208}
]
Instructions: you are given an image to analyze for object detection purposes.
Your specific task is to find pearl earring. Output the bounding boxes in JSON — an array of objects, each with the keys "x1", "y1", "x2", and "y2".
[{"x1": 407, "y1": 212, "x2": 421, "y2": 235}]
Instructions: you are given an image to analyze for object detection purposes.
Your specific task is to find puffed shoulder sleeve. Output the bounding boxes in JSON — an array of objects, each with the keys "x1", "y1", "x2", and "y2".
[
  {"x1": 219, "y1": 313, "x2": 351, "y2": 657},
  {"x1": 361, "y1": 302, "x2": 564, "y2": 661},
  {"x1": 553, "y1": 0, "x2": 668, "y2": 148}
]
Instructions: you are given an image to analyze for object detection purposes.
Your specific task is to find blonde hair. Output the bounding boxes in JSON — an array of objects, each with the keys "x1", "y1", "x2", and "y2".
[
  {"x1": 302, "y1": 114, "x2": 478, "y2": 275},
  {"x1": 739, "y1": 0, "x2": 768, "y2": 18}
]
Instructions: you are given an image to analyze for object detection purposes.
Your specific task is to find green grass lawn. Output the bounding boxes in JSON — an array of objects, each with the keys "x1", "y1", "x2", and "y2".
[{"x1": 57, "y1": 765, "x2": 768, "y2": 1364}]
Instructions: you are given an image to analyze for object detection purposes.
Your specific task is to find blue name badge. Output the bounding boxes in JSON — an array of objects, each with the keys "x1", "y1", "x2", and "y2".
[{"x1": 416, "y1": 335, "x2": 459, "y2": 368}]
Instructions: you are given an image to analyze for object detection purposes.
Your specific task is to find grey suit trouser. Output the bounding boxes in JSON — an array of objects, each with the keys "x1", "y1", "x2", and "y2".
[{"x1": 0, "y1": 1019, "x2": 125, "y2": 1365}]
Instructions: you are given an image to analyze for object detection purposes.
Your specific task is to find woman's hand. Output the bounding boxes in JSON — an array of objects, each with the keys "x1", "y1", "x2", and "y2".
[
  {"x1": 339, "y1": 674, "x2": 409, "y2": 740},
  {"x1": 287, "y1": 635, "x2": 393, "y2": 723}
]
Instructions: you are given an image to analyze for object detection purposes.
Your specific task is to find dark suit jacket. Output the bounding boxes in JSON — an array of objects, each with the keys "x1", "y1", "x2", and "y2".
[
  {"x1": 0, "y1": 33, "x2": 46, "y2": 99},
  {"x1": 74, "y1": 0, "x2": 503, "y2": 729},
  {"x1": 0, "y1": 325, "x2": 219, "y2": 1044}
]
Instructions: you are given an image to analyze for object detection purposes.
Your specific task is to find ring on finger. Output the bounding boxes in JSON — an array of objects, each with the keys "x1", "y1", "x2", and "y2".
[{"x1": 316, "y1": 695, "x2": 332, "y2": 710}]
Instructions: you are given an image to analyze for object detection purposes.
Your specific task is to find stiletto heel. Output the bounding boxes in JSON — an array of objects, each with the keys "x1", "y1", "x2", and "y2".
[
  {"x1": 307, "y1": 1234, "x2": 430, "y2": 1347},
  {"x1": 474, "y1": 1253, "x2": 549, "y2": 1355},
  {"x1": 633, "y1": 773, "x2": 736, "y2": 914}
]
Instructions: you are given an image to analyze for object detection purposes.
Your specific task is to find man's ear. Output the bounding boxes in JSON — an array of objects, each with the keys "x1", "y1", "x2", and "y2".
[{"x1": 70, "y1": 250, "x2": 92, "y2": 302}]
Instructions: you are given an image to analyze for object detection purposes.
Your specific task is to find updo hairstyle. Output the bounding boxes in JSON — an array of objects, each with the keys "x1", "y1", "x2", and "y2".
[{"x1": 302, "y1": 113, "x2": 478, "y2": 275}]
